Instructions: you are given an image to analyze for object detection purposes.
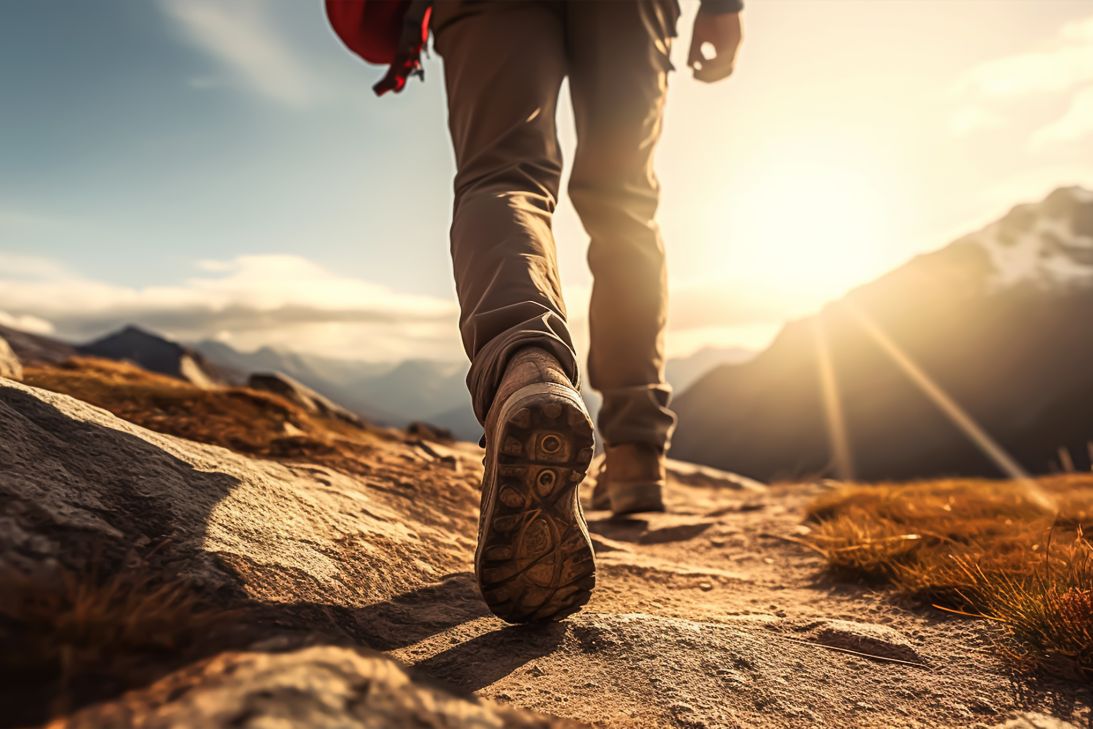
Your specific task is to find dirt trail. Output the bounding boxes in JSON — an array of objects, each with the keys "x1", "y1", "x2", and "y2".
[
  {"x1": 396, "y1": 464, "x2": 1088, "y2": 727},
  {"x1": 0, "y1": 377, "x2": 1088, "y2": 728}
]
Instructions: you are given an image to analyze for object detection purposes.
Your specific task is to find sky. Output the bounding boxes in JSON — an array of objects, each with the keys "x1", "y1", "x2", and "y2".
[{"x1": 2, "y1": 1, "x2": 1093, "y2": 363}]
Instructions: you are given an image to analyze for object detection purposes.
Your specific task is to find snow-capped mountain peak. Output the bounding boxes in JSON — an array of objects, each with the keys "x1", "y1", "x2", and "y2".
[{"x1": 974, "y1": 186, "x2": 1093, "y2": 290}]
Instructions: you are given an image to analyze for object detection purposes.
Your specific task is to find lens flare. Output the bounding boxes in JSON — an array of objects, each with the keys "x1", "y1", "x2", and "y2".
[
  {"x1": 843, "y1": 303, "x2": 1054, "y2": 512},
  {"x1": 812, "y1": 319, "x2": 855, "y2": 481}
]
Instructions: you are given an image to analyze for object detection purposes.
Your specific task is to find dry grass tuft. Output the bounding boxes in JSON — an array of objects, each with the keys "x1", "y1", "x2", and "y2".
[
  {"x1": 803, "y1": 474, "x2": 1093, "y2": 678},
  {"x1": 0, "y1": 563, "x2": 242, "y2": 723}
]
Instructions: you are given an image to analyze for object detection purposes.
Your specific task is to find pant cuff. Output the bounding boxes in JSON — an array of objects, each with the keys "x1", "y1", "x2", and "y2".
[
  {"x1": 596, "y1": 383, "x2": 677, "y2": 452},
  {"x1": 466, "y1": 312, "x2": 580, "y2": 425}
]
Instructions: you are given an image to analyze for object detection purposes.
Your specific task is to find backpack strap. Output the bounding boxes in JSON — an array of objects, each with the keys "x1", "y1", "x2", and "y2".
[{"x1": 373, "y1": 0, "x2": 433, "y2": 96}]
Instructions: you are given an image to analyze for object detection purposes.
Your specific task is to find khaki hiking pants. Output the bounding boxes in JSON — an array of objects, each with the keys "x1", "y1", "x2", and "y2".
[{"x1": 434, "y1": 0, "x2": 680, "y2": 451}]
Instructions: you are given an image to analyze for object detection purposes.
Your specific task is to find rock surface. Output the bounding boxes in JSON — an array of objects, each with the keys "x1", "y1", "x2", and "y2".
[
  {"x1": 0, "y1": 375, "x2": 1089, "y2": 727},
  {"x1": 63, "y1": 645, "x2": 567, "y2": 729},
  {"x1": 795, "y1": 618, "x2": 924, "y2": 665},
  {"x1": 0, "y1": 335, "x2": 21, "y2": 381}
]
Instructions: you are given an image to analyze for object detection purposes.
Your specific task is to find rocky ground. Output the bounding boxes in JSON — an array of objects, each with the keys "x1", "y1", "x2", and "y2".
[{"x1": 1, "y1": 371, "x2": 1090, "y2": 728}]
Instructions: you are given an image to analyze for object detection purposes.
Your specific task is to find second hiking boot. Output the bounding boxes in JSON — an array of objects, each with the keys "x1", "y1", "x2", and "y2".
[
  {"x1": 590, "y1": 443, "x2": 667, "y2": 515},
  {"x1": 475, "y1": 347, "x2": 597, "y2": 623}
]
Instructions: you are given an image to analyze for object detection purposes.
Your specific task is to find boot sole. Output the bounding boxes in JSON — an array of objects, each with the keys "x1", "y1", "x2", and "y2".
[{"x1": 476, "y1": 382, "x2": 596, "y2": 623}]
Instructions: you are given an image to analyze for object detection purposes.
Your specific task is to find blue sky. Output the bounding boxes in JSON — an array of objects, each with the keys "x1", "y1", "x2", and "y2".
[
  {"x1": 1, "y1": 0, "x2": 453, "y2": 293},
  {"x1": 3, "y1": 1, "x2": 1093, "y2": 361}
]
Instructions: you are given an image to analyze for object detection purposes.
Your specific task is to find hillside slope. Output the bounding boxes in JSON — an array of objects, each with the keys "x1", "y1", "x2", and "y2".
[
  {"x1": 673, "y1": 186, "x2": 1093, "y2": 481},
  {"x1": 1, "y1": 364, "x2": 1087, "y2": 727},
  {"x1": 0, "y1": 322, "x2": 76, "y2": 363}
]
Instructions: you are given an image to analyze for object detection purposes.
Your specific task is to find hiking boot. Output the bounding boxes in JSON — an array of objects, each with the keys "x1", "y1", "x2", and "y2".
[
  {"x1": 589, "y1": 454, "x2": 611, "y2": 511},
  {"x1": 590, "y1": 443, "x2": 667, "y2": 515},
  {"x1": 476, "y1": 347, "x2": 597, "y2": 623}
]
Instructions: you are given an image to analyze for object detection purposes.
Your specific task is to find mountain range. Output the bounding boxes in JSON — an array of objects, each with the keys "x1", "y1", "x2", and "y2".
[
  {"x1": 7, "y1": 186, "x2": 1087, "y2": 478},
  {"x1": 191, "y1": 340, "x2": 753, "y2": 441},
  {"x1": 671, "y1": 186, "x2": 1093, "y2": 481},
  {"x1": 0, "y1": 324, "x2": 752, "y2": 443}
]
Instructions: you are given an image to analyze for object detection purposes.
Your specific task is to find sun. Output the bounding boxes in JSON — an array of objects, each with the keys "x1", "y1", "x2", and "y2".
[
  {"x1": 752, "y1": 165, "x2": 890, "y2": 295},
  {"x1": 701, "y1": 136, "x2": 904, "y2": 316}
]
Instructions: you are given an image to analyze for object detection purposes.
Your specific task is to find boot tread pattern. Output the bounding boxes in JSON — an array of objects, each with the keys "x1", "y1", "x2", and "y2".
[{"x1": 476, "y1": 395, "x2": 596, "y2": 623}]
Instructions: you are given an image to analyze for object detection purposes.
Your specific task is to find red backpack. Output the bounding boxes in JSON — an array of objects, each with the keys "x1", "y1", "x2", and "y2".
[{"x1": 326, "y1": 0, "x2": 432, "y2": 96}]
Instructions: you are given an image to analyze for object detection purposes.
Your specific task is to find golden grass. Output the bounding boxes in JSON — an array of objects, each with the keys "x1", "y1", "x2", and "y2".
[
  {"x1": 803, "y1": 474, "x2": 1093, "y2": 678},
  {"x1": 22, "y1": 357, "x2": 395, "y2": 475},
  {"x1": 0, "y1": 564, "x2": 241, "y2": 723}
]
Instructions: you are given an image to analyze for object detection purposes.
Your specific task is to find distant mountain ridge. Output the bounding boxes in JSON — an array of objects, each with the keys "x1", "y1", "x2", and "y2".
[
  {"x1": 0, "y1": 323, "x2": 77, "y2": 364},
  {"x1": 193, "y1": 340, "x2": 393, "y2": 389},
  {"x1": 4, "y1": 306, "x2": 755, "y2": 443},
  {"x1": 79, "y1": 325, "x2": 237, "y2": 388},
  {"x1": 666, "y1": 345, "x2": 754, "y2": 394},
  {"x1": 195, "y1": 340, "x2": 755, "y2": 442},
  {"x1": 192, "y1": 340, "x2": 471, "y2": 432},
  {"x1": 672, "y1": 186, "x2": 1093, "y2": 481}
]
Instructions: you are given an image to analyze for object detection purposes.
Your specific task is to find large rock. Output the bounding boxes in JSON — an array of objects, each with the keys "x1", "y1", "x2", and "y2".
[
  {"x1": 64, "y1": 645, "x2": 567, "y2": 729},
  {"x1": 0, "y1": 377, "x2": 486, "y2": 725},
  {"x1": 0, "y1": 335, "x2": 21, "y2": 381},
  {"x1": 0, "y1": 378, "x2": 480, "y2": 607}
]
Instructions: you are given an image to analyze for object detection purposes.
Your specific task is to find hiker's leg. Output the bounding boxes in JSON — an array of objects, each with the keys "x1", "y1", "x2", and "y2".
[
  {"x1": 433, "y1": 1, "x2": 577, "y2": 425},
  {"x1": 565, "y1": 0, "x2": 680, "y2": 451}
]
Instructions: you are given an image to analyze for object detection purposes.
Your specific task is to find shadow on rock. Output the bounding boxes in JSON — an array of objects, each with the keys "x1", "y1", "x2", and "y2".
[
  {"x1": 408, "y1": 622, "x2": 569, "y2": 694},
  {"x1": 342, "y1": 572, "x2": 490, "y2": 650},
  {"x1": 0, "y1": 384, "x2": 497, "y2": 725},
  {"x1": 0, "y1": 386, "x2": 253, "y2": 725},
  {"x1": 586, "y1": 514, "x2": 714, "y2": 544}
]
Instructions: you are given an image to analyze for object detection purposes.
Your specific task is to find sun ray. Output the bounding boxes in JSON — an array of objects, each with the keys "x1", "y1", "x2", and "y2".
[
  {"x1": 843, "y1": 303, "x2": 1053, "y2": 511},
  {"x1": 812, "y1": 319, "x2": 855, "y2": 481}
]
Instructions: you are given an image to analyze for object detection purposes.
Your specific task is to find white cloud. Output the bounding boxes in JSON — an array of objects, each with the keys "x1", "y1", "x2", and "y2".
[
  {"x1": 0, "y1": 311, "x2": 54, "y2": 335},
  {"x1": 0, "y1": 253, "x2": 459, "y2": 361},
  {"x1": 951, "y1": 13, "x2": 1093, "y2": 148},
  {"x1": 1032, "y1": 85, "x2": 1093, "y2": 148},
  {"x1": 956, "y1": 45, "x2": 1093, "y2": 100},
  {"x1": 1062, "y1": 14, "x2": 1093, "y2": 43},
  {"x1": 948, "y1": 105, "x2": 1004, "y2": 136},
  {"x1": 160, "y1": 0, "x2": 318, "y2": 107},
  {"x1": 0, "y1": 251, "x2": 799, "y2": 362}
]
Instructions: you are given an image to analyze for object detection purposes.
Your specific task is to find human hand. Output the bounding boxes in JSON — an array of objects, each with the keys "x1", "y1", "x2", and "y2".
[{"x1": 688, "y1": 11, "x2": 742, "y2": 83}]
